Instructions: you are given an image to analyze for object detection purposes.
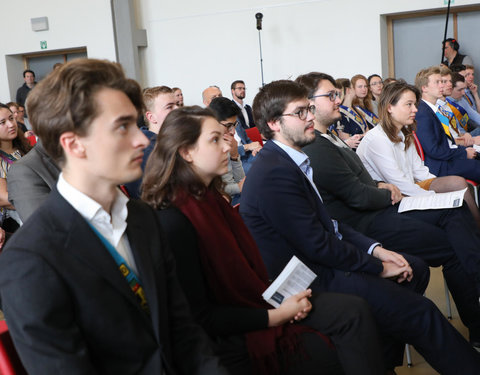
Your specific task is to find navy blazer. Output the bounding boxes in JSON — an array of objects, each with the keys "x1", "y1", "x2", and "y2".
[
  {"x1": 415, "y1": 100, "x2": 480, "y2": 181},
  {"x1": 0, "y1": 190, "x2": 224, "y2": 375},
  {"x1": 232, "y1": 100, "x2": 255, "y2": 129},
  {"x1": 239, "y1": 140, "x2": 382, "y2": 286}
]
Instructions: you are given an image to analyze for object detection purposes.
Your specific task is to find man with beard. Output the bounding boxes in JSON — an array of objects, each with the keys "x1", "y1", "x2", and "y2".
[{"x1": 231, "y1": 80, "x2": 255, "y2": 129}]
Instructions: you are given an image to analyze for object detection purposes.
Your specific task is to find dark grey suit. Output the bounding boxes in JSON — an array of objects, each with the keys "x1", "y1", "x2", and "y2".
[
  {"x1": 7, "y1": 142, "x2": 60, "y2": 222},
  {"x1": 0, "y1": 190, "x2": 226, "y2": 375}
]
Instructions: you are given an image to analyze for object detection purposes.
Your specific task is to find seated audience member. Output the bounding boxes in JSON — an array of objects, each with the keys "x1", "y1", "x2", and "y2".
[
  {"x1": 437, "y1": 67, "x2": 480, "y2": 146},
  {"x1": 298, "y1": 72, "x2": 480, "y2": 349},
  {"x1": 332, "y1": 78, "x2": 364, "y2": 149},
  {"x1": 124, "y1": 86, "x2": 177, "y2": 198},
  {"x1": 351, "y1": 74, "x2": 379, "y2": 128},
  {"x1": 447, "y1": 73, "x2": 480, "y2": 132},
  {"x1": 357, "y1": 81, "x2": 480, "y2": 220},
  {"x1": 0, "y1": 104, "x2": 32, "y2": 232},
  {"x1": 368, "y1": 74, "x2": 383, "y2": 115},
  {"x1": 7, "y1": 140, "x2": 60, "y2": 222},
  {"x1": 17, "y1": 105, "x2": 31, "y2": 130},
  {"x1": 209, "y1": 97, "x2": 245, "y2": 205},
  {"x1": 239, "y1": 79, "x2": 480, "y2": 373},
  {"x1": 141, "y1": 105, "x2": 386, "y2": 375},
  {"x1": 172, "y1": 87, "x2": 184, "y2": 106},
  {"x1": 414, "y1": 66, "x2": 480, "y2": 182},
  {"x1": 210, "y1": 97, "x2": 261, "y2": 174},
  {"x1": 442, "y1": 38, "x2": 473, "y2": 69},
  {"x1": 383, "y1": 78, "x2": 397, "y2": 86},
  {"x1": 5, "y1": 102, "x2": 27, "y2": 133},
  {"x1": 461, "y1": 65, "x2": 480, "y2": 110},
  {"x1": 231, "y1": 80, "x2": 255, "y2": 129},
  {"x1": 202, "y1": 85, "x2": 222, "y2": 107},
  {"x1": 0, "y1": 58, "x2": 226, "y2": 375}
]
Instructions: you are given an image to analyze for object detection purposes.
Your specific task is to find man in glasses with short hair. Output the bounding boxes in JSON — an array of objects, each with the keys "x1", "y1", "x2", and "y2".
[
  {"x1": 209, "y1": 97, "x2": 246, "y2": 205},
  {"x1": 240, "y1": 78, "x2": 480, "y2": 374},
  {"x1": 231, "y1": 80, "x2": 255, "y2": 129},
  {"x1": 210, "y1": 96, "x2": 261, "y2": 174}
]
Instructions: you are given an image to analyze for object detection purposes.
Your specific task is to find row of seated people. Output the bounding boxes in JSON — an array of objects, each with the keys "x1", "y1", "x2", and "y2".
[{"x1": 0, "y1": 58, "x2": 480, "y2": 374}]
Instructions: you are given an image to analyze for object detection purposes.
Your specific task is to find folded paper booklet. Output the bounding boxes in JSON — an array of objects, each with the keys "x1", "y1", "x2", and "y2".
[
  {"x1": 262, "y1": 256, "x2": 317, "y2": 308},
  {"x1": 398, "y1": 187, "x2": 467, "y2": 213}
]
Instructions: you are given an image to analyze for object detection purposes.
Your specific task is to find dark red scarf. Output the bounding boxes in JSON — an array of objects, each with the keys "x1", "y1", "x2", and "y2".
[{"x1": 174, "y1": 188, "x2": 330, "y2": 374}]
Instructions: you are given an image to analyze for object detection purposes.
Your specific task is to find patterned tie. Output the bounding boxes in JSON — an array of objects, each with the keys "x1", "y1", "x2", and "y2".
[{"x1": 300, "y1": 158, "x2": 313, "y2": 180}]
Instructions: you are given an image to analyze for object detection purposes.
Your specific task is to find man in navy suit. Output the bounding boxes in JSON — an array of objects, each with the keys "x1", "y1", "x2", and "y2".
[
  {"x1": 240, "y1": 79, "x2": 480, "y2": 374},
  {"x1": 415, "y1": 66, "x2": 480, "y2": 181},
  {"x1": 0, "y1": 59, "x2": 226, "y2": 375}
]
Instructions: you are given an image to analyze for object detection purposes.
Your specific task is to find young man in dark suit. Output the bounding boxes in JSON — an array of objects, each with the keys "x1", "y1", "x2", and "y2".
[
  {"x1": 0, "y1": 59, "x2": 226, "y2": 375},
  {"x1": 240, "y1": 79, "x2": 480, "y2": 374},
  {"x1": 415, "y1": 66, "x2": 480, "y2": 180}
]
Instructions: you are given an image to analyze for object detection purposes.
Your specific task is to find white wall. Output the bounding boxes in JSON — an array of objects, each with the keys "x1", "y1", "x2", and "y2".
[
  {"x1": 135, "y1": 0, "x2": 478, "y2": 106},
  {"x1": 0, "y1": 0, "x2": 116, "y2": 103},
  {"x1": 1, "y1": 0, "x2": 477, "y2": 106}
]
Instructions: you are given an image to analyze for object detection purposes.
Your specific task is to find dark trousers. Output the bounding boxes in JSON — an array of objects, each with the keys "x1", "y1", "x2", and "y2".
[
  {"x1": 215, "y1": 293, "x2": 385, "y2": 375},
  {"x1": 366, "y1": 204, "x2": 480, "y2": 340},
  {"x1": 320, "y1": 254, "x2": 480, "y2": 374}
]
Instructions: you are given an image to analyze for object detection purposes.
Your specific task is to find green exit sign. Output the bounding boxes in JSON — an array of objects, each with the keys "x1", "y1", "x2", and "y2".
[{"x1": 40, "y1": 41, "x2": 47, "y2": 49}]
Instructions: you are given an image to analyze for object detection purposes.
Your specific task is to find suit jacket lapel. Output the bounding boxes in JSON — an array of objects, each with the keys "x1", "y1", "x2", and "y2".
[
  {"x1": 265, "y1": 141, "x2": 336, "y2": 233},
  {"x1": 50, "y1": 191, "x2": 153, "y2": 327},
  {"x1": 125, "y1": 203, "x2": 161, "y2": 343}
]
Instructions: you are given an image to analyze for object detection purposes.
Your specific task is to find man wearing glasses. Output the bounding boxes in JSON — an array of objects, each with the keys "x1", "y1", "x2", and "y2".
[
  {"x1": 209, "y1": 97, "x2": 245, "y2": 205},
  {"x1": 240, "y1": 79, "x2": 480, "y2": 374},
  {"x1": 231, "y1": 80, "x2": 255, "y2": 129}
]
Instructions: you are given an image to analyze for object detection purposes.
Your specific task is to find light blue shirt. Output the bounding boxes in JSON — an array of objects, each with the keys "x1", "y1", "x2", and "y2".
[
  {"x1": 272, "y1": 140, "x2": 380, "y2": 254},
  {"x1": 447, "y1": 96, "x2": 480, "y2": 128},
  {"x1": 464, "y1": 88, "x2": 477, "y2": 111}
]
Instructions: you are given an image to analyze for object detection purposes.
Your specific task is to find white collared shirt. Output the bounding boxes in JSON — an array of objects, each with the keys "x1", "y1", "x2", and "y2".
[
  {"x1": 57, "y1": 173, "x2": 139, "y2": 275},
  {"x1": 356, "y1": 125, "x2": 435, "y2": 197},
  {"x1": 233, "y1": 99, "x2": 250, "y2": 128},
  {"x1": 423, "y1": 99, "x2": 457, "y2": 149}
]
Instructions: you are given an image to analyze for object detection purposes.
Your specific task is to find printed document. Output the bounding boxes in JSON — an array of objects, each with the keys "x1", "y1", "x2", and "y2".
[
  {"x1": 398, "y1": 188, "x2": 467, "y2": 213},
  {"x1": 262, "y1": 256, "x2": 317, "y2": 308}
]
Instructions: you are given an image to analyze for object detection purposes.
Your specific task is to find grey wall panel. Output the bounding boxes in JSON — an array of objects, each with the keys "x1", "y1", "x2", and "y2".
[
  {"x1": 457, "y1": 11, "x2": 480, "y2": 82},
  {"x1": 393, "y1": 15, "x2": 453, "y2": 84}
]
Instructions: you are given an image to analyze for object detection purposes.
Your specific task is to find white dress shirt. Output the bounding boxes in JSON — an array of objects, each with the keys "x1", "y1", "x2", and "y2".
[
  {"x1": 57, "y1": 173, "x2": 139, "y2": 275},
  {"x1": 233, "y1": 99, "x2": 250, "y2": 128},
  {"x1": 356, "y1": 125, "x2": 436, "y2": 197}
]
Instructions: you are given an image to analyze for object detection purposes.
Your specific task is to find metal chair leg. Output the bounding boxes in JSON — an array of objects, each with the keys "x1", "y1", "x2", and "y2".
[
  {"x1": 405, "y1": 343, "x2": 412, "y2": 367},
  {"x1": 444, "y1": 278, "x2": 452, "y2": 320}
]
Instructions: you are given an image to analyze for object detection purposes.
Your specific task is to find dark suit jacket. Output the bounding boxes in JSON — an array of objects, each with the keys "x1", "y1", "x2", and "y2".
[
  {"x1": 415, "y1": 100, "x2": 480, "y2": 181},
  {"x1": 7, "y1": 142, "x2": 61, "y2": 222},
  {"x1": 303, "y1": 131, "x2": 392, "y2": 233},
  {"x1": 0, "y1": 190, "x2": 225, "y2": 375},
  {"x1": 232, "y1": 100, "x2": 255, "y2": 129},
  {"x1": 239, "y1": 140, "x2": 382, "y2": 286}
]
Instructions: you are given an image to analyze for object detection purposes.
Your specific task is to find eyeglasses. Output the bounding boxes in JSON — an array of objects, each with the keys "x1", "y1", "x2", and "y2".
[
  {"x1": 220, "y1": 120, "x2": 239, "y2": 130},
  {"x1": 370, "y1": 81, "x2": 383, "y2": 87},
  {"x1": 309, "y1": 91, "x2": 341, "y2": 102},
  {"x1": 280, "y1": 105, "x2": 316, "y2": 120}
]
